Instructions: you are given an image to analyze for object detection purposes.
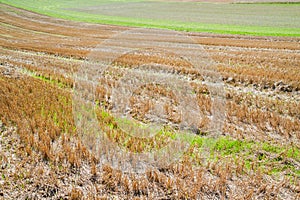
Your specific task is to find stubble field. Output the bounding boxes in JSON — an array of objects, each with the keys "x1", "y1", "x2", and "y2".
[{"x1": 0, "y1": 2, "x2": 300, "y2": 199}]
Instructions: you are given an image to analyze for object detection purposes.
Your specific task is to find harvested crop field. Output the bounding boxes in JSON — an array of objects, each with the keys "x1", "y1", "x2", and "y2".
[{"x1": 0, "y1": 3, "x2": 300, "y2": 199}]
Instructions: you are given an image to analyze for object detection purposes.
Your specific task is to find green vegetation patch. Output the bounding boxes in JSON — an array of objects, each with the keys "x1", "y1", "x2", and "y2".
[
  {"x1": 94, "y1": 108, "x2": 300, "y2": 180},
  {"x1": 1, "y1": 0, "x2": 300, "y2": 36}
]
